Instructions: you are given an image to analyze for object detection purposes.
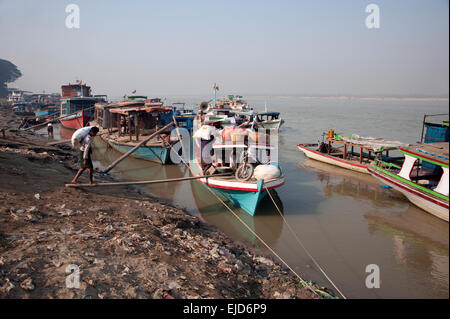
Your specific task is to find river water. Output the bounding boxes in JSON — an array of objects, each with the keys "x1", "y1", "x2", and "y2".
[{"x1": 46, "y1": 96, "x2": 449, "y2": 298}]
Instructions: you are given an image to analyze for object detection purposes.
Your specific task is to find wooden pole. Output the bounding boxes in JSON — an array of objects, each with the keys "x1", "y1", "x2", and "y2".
[
  {"x1": 135, "y1": 113, "x2": 139, "y2": 142},
  {"x1": 46, "y1": 139, "x2": 71, "y2": 146},
  {"x1": 128, "y1": 114, "x2": 132, "y2": 142},
  {"x1": 343, "y1": 143, "x2": 347, "y2": 160},
  {"x1": 102, "y1": 121, "x2": 174, "y2": 173},
  {"x1": 65, "y1": 172, "x2": 231, "y2": 188}
]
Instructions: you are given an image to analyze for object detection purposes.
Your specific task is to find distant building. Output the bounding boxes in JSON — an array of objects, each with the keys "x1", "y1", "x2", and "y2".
[{"x1": 7, "y1": 90, "x2": 24, "y2": 103}]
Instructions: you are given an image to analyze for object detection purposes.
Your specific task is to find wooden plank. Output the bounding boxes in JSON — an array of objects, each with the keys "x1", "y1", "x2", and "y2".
[
  {"x1": 65, "y1": 173, "x2": 232, "y2": 188},
  {"x1": 46, "y1": 139, "x2": 71, "y2": 146}
]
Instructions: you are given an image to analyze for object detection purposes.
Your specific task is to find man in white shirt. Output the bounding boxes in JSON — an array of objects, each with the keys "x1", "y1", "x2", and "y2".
[{"x1": 71, "y1": 127, "x2": 99, "y2": 184}]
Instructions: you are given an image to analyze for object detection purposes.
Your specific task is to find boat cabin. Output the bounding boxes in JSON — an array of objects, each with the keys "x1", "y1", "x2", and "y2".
[
  {"x1": 396, "y1": 143, "x2": 449, "y2": 197},
  {"x1": 420, "y1": 114, "x2": 449, "y2": 144},
  {"x1": 107, "y1": 106, "x2": 173, "y2": 142},
  {"x1": 145, "y1": 98, "x2": 164, "y2": 107},
  {"x1": 255, "y1": 112, "x2": 280, "y2": 122}
]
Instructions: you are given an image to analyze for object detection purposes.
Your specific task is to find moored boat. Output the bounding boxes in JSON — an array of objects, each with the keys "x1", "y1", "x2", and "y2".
[
  {"x1": 189, "y1": 112, "x2": 285, "y2": 216},
  {"x1": 297, "y1": 131, "x2": 407, "y2": 174},
  {"x1": 59, "y1": 82, "x2": 106, "y2": 130},
  {"x1": 95, "y1": 102, "x2": 175, "y2": 164},
  {"x1": 233, "y1": 111, "x2": 284, "y2": 131},
  {"x1": 368, "y1": 142, "x2": 449, "y2": 222}
]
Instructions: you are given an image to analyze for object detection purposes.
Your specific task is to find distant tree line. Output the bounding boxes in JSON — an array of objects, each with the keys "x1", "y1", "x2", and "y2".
[{"x1": 0, "y1": 59, "x2": 22, "y2": 98}]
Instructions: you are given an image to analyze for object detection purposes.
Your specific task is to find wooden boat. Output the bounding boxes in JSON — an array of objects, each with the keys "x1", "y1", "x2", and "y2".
[
  {"x1": 297, "y1": 132, "x2": 406, "y2": 174},
  {"x1": 189, "y1": 116, "x2": 285, "y2": 216},
  {"x1": 368, "y1": 142, "x2": 449, "y2": 222},
  {"x1": 216, "y1": 95, "x2": 250, "y2": 112},
  {"x1": 190, "y1": 160, "x2": 284, "y2": 216},
  {"x1": 232, "y1": 111, "x2": 284, "y2": 131},
  {"x1": 95, "y1": 103, "x2": 175, "y2": 164},
  {"x1": 59, "y1": 82, "x2": 106, "y2": 130},
  {"x1": 254, "y1": 112, "x2": 284, "y2": 130},
  {"x1": 190, "y1": 178, "x2": 284, "y2": 245}
]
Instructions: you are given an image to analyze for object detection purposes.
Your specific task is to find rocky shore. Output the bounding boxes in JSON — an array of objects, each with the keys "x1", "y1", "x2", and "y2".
[{"x1": 0, "y1": 104, "x2": 327, "y2": 299}]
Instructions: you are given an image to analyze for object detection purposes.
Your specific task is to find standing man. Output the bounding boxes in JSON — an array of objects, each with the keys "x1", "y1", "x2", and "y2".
[
  {"x1": 47, "y1": 122, "x2": 54, "y2": 138},
  {"x1": 71, "y1": 126, "x2": 99, "y2": 185}
]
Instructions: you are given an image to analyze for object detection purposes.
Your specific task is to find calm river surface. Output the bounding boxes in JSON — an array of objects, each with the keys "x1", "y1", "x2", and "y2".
[{"x1": 47, "y1": 96, "x2": 449, "y2": 298}]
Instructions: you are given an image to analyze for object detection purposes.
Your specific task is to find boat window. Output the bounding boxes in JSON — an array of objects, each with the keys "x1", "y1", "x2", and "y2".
[
  {"x1": 408, "y1": 158, "x2": 444, "y2": 190},
  {"x1": 434, "y1": 167, "x2": 449, "y2": 196},
  {"x1": 398, "y1": 154, "x2": 417, "y2": 181}
]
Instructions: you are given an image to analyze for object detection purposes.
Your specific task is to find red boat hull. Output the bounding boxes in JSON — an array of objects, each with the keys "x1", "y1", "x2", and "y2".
[{"x1": 59, "y1": 112, "x2": 91, "y2": 130}]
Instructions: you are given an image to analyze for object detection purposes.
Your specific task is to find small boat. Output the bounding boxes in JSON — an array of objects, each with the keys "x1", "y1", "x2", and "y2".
[
  {"x1": 95, "y1": 102, "x2": 175, "y2": 164},
  {"x1": 59, "y1": 82, "x2": 106, "y2": 130},
  {"x1": 233, "y1": 111, "x2": 284, "y2": 131},
  {"x1": 189, "y1": 115, "x2": 285, "y2": 216},
  {"x1": 368, "y1": 142, "x2": 449, "y2": 222},
  {"x1": 254, "y1": 112, "x2": 284, "y2": 130},
  {"x1": 297, "y1": 131, "x2": 406, "y2": 174},
  {"x1": 216, "y1": 95, "x2": 250, "y2": 112}
]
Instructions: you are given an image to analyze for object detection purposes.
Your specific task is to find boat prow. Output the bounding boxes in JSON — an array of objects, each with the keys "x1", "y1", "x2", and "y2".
[
  {"x1": 297, "y1": 143, "x2": 370, "y2": 174},
  {"x1": 190, "y1": 161, "x2": 285, "y2": 216}
]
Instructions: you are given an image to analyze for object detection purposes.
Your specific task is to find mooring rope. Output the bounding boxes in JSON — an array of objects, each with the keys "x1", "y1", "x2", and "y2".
[{"x1": 265, "y1": 187, "x2": 347, "y2": 299}]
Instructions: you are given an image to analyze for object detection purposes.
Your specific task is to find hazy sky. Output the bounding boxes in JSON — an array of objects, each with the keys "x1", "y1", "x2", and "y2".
[{"x1": 0, "y1": 0, "x2": 448, "y2": 97}]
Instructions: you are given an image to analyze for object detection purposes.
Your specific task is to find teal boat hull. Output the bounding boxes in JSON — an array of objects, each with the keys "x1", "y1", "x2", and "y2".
[
  {"x1": 103, "y1": 137, "x2": 170, "y2": 164},
  {"x1": 190, "y1": 163, "x2": 268, "y2": 216}
]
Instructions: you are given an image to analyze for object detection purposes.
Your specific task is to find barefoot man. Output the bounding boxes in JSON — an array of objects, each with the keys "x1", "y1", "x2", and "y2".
[{"x1": 72, "y1": 126, "x2": 99, "y2": 184}]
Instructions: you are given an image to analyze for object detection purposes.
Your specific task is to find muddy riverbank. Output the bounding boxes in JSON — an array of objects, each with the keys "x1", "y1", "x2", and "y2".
[{"x1": 0, "y1": 105, "x2": 326, "y2": 299}]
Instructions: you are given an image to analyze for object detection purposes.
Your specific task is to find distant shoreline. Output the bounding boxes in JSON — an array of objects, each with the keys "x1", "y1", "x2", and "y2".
[{"x1": 288, "y1": 96, "x2": 449, "y2": 102}]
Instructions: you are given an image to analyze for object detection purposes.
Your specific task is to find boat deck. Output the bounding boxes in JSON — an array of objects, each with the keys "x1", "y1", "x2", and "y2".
[{"x1": 97, "y1": 125, "x2": 166, "y2": 147}]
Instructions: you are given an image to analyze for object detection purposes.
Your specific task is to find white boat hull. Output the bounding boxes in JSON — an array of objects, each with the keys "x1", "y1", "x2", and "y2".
[
  {"x1": 297, "y1": 145, "x2": 370, "y2": 174},
  {"x1": 368, "y1": 167, "x2": 449, "y2": 222}
]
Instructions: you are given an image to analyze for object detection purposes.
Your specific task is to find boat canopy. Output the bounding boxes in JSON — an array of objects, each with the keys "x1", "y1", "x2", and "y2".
[
  {"x1": 109, "y1": 106, "x2": 173, "y2": 114},
  {"x1": 400, "y1": 142, "x2": 449, "y2": 167},
  {"x1": 338, "y1": 134, "x2": 409, "y2": 152}
]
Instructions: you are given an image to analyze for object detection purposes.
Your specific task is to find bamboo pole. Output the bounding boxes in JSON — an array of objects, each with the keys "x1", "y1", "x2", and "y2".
[
  {"x1": 22, "y1": 106, "x2": 95, "y2": 131},
  {"x1": 102, "y1": 121, "x2": 174, "y2": 173},
  {"x1": 135, "y1": 114, "x2": 139, "y2": 141},
  {"x1": 65, "y1": 173, "x2": 231, "y2": 188},
  {"x1": 46, "y1": 139, "x2": 71, "y2": 146},
  {"x1": 128, "y1": 114, "x2": 132, "y2": 142}
]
